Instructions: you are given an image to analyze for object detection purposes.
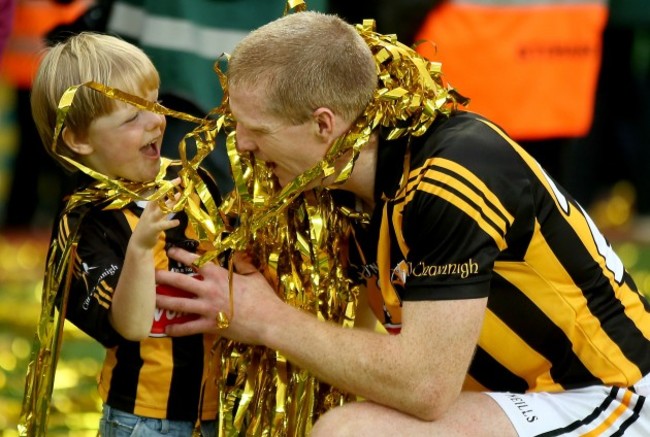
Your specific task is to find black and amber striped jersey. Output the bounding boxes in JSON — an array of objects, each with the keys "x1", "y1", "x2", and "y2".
[
  {"x1": 50, "y1": 165, "x2": 220, "y2": 421},
  {"x1": 350, "y1": 111, "x2": 650, "y2": 393}
]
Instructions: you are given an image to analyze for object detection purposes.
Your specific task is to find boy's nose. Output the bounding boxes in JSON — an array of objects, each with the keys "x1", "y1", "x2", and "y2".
[{"x1": 144, "y1": 111, "x2": 166, "y2": 130}]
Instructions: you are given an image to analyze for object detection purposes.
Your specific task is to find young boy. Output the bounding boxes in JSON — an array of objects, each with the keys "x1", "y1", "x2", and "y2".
[{"x1": 30, "y1": 32, "x2": 220, "y2": 436}]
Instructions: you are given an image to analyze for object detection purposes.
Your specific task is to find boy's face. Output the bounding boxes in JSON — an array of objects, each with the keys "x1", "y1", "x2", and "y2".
[{"x1": 82, "y1": 89, "x2": 166, "y2": 182}]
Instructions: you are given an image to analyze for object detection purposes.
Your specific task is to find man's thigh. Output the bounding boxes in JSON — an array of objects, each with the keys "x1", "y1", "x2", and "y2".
[{"x1": 311, "y1": 392, "x2": 517, "y2": 437}]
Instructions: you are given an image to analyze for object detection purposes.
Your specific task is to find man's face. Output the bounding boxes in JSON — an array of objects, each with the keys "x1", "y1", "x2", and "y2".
[
  {"x1": 229, "y1": 86, "x2": 328, "y2": 187},
  {"x1": 81, "y1": 88, "x2": 166, "y2": 182}
]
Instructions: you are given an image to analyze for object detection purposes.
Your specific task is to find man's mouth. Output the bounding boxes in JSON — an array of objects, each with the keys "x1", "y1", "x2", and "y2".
[{"x1": 254, "y1": 156, "x2": 277, "y2": 173}]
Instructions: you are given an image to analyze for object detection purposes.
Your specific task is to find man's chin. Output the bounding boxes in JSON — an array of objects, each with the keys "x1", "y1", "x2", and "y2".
[
  {"x1": 275, "y1": 174, "x2": 311, "y2": 192},
  {"x1": 274, "y1": 170, "x2": 333, "y2": 192}
]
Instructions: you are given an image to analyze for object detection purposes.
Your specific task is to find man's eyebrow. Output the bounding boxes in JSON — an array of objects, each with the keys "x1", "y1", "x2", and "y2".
[
  {"x1": 251, "y1": 125, "x2": 272, "y2": 134},
  {"x1": 238, "y1": 119, "x2": 272, "y2": 134}
]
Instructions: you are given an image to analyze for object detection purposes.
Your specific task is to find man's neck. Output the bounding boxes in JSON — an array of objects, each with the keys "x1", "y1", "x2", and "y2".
[{"x1": 337, "y1": 132, "x2": 378, "y2": 210}]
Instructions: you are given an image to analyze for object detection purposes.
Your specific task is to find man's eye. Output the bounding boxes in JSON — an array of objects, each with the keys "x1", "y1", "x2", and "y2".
[{"x1": 250, "y1": 127, "x2": 269, "y2": 135}]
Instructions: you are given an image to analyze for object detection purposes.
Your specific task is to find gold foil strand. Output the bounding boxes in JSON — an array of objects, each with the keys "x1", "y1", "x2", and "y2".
[
  {"x1": 207, "y1": 11, "x2": 468, "y2": 435},
  {"x1": 18, "y1": 239, "x2": 78, "y2": 436}
]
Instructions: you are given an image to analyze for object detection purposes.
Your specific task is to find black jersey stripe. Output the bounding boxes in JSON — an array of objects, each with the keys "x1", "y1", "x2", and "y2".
[
  {"x1": 421, "y1": 169, "x2": 510, "y2": 234},
  {"x1": 613, "y1": 394, "x2": 644, "y2": 437},
  {"x1": 489, "y1": 272, "x2": 596, "y2": 388},
  {"x1": 160, "y1": 213, "x2": 210, "y2": 420},
  {"x1": 537, "y1": 196, "x2": 650, "y2": 377},
  {"x1": 166, "y1": 336, "x2": 205, "y2": 420},
  {"x1": 408, "y1": 177, "x2": 508, "y2": 249},
  {"x1": 537, "y1": 199, "x2": 616, "y2": 291},
  {"x1": 468, "y1": 346, "x2": 529, "y2": 392},
  {"x1": 536, "y1": 387, "x2": 618, "y2": 436},
  {"x1": 480, "y1": 309, "x2": 556, "y2": 389},
  {"x1": 427, "y1": 158, "x2": 512, "y2": 227},
  {"x1": 106, "y1": 341, "x2": 142, "y2": 413},
  {"x1": 497, "y1": 228, "x2": 646, "y2": 385},
  {"x1": 405, "y1": 157, "x2": 513, "y2": 232},
  {"x1": 627, "y1": 272, "x2": 650, "y2": 312}
]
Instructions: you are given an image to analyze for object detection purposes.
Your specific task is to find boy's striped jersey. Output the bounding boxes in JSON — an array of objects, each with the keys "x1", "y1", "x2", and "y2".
[{"x1": 51, "y1": 164, "x2": 220, "y2": 421}]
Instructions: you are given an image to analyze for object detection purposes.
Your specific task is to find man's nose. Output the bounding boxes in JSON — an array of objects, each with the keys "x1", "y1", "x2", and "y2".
[{"x1": 235, "y1": 125, "x2": 257, "y2": 152}]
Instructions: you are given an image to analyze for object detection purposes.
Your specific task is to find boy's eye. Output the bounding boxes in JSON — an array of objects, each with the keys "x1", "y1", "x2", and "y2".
[{"x1": 126, "y1": 112, "x2": 139, "y2": 122}]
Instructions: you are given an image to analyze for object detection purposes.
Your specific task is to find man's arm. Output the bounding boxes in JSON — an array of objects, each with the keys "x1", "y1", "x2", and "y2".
[
  {"x1": 156, "y1": 248, "x2": 486, "y2": 420},
  {"x1": 263, "y1": 295, "x2": 486, "y2": 421}
]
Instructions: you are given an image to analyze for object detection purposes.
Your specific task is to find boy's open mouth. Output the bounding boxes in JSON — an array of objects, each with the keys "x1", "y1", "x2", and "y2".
[{"x1": 141, "y1": 141, "x2": 159, "y2": 157}]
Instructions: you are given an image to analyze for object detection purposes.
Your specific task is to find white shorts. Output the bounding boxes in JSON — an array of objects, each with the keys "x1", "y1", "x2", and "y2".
[{"x1": 486, "y1": 373, "x2": 650, "y2": 436}]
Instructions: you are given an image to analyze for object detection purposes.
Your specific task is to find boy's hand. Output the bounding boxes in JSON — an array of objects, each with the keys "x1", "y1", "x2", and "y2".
[{"x1": 131, "y1": 194, "x2": 181, "y2": 250}]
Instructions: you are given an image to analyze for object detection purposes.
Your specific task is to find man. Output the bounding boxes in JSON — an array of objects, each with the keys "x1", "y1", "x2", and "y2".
[{"x1": 155, "y1": 11, "x2": 650, "y2": 436}]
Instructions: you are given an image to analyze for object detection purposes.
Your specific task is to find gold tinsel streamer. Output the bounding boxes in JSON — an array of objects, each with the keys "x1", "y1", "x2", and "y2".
[
  {"x1": 18, "y1": 239, "x2": 78, "y2": 437},
  {"x1": 18, "y1": 2, "x2": 466, "y2": 435},
  {"x1": 207, "y1": 13, "x2": 467, "y2": 437}
]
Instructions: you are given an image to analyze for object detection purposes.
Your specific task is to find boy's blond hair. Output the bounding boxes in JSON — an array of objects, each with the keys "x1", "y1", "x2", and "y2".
[
  {"x1": 31, "y1": 32, "x2": 160, "y2": 172},
  {"x1": 228, "y1": 11, "x2": 377, "y2": 126}
]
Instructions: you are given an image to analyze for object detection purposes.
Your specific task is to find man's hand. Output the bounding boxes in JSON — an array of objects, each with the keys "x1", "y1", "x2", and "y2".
[{"x1": 155, "y1": 248, "x2": 282, "y2": 343}]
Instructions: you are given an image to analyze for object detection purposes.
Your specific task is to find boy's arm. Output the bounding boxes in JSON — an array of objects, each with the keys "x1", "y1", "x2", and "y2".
[
  {"x1": 109, "y1": 200, "x2": 179, "y2": 340},
  {"x1": 54, "y1": 207, "x2": 126, "y2": 347}
]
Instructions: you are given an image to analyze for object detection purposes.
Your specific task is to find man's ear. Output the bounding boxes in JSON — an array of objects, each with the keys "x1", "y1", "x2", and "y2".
[
  {"x1": 313, "y1": 107, "x2": 336, "y2": 138},
  {"x1": 62, "y1": 126, "x2": 93, "y2": 155}
]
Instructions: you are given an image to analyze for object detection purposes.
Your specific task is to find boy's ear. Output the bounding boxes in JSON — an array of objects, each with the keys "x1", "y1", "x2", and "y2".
[{"x1": 62, "y1": 127, "x2": 93, "y2": 155}]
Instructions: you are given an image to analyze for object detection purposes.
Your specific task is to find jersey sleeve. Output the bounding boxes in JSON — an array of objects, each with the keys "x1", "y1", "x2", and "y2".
[
  {"x1": 55, "y1": 207, "x2": 132, "y2": 347},
  {"x1": 400, "y1": 115, "x2": 533, "y2": 301}
]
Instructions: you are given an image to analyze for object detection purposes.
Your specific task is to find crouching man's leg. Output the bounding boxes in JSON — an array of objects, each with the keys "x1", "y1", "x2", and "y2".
[{"x1": 311, "y1": 392, "x2": 516, "y2": 437}]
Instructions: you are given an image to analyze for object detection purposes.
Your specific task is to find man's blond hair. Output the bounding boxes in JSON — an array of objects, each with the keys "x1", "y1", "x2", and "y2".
[
  {"x1": 228, "y1": 11, "x2": 377, "y2": 125},
  {"x1": 31, "y1": 32, "x2": 160, "y2": 172}
]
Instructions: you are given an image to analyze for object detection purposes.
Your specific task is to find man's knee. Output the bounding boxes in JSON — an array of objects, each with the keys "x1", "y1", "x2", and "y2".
[{"x1": 312, "y1": 402, "x2": 370, "y2": 437}]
